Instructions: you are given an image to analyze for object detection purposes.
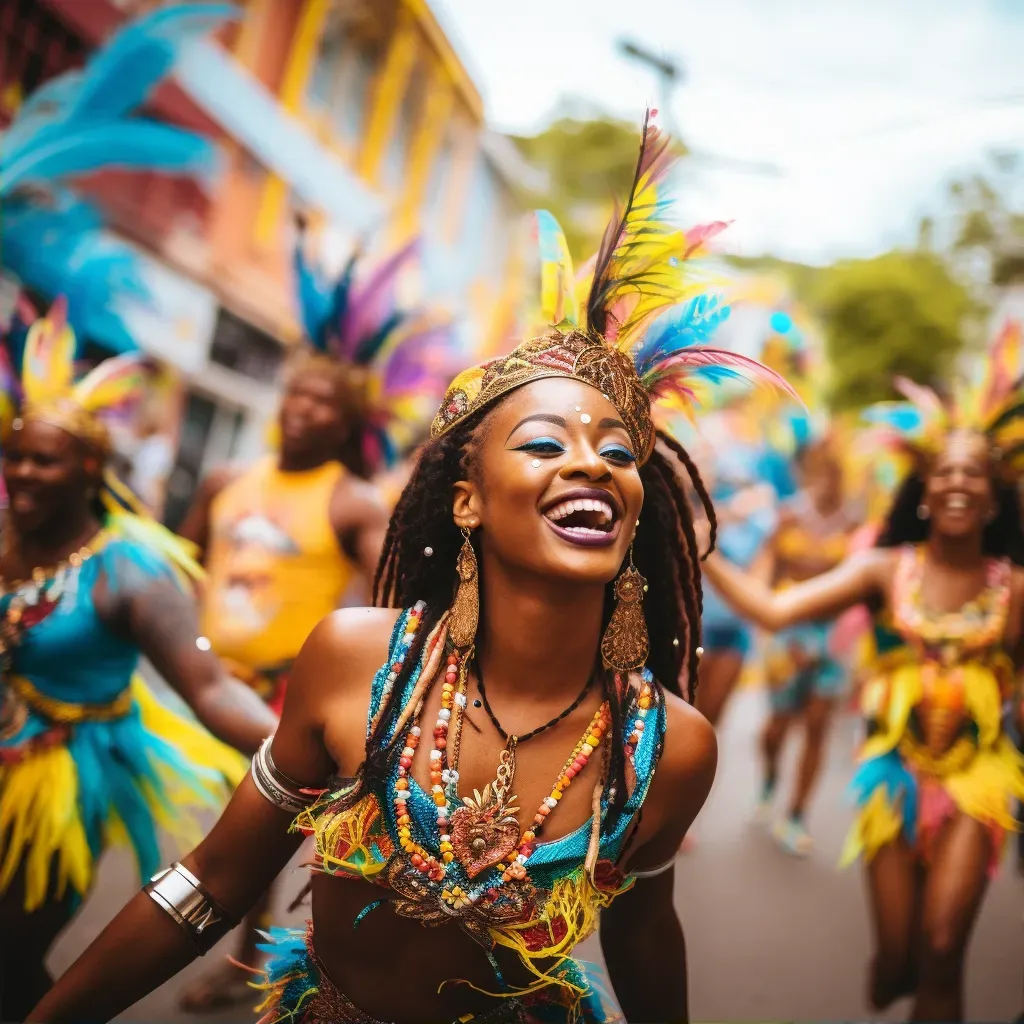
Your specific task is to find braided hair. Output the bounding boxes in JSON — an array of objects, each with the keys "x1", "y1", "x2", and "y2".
[{"x1": 358, "y1": 401, "x2": 716, "y2": 831}]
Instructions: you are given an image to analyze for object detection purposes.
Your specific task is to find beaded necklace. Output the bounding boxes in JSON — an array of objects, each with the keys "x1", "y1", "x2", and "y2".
[{"x1": 379, "y1": 605, "x2": 661, "y2": 940}]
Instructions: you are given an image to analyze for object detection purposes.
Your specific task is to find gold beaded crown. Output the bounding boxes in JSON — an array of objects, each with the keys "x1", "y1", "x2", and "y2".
[{"x1": 429, "y1": 112, "x2": 797, "y2": 464}]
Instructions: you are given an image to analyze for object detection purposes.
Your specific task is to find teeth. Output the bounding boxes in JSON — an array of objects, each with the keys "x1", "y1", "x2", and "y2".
[
  {"x1": 544, "y1": 499, "x2": 614, "y2": 523},
  {"x1": 947, "y1": 496, "x2": 968, "y2": 510}
]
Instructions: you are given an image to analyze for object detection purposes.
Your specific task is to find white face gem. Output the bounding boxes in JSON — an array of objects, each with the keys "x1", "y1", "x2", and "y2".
[
  {"x1": 574, "y1": 405, "x2": 582, "y2": 412},
  {"x1": 196, "y1": 636, "x2": 212, "y2": 651},
  {"x1": 531, "y1": 459, "x2": 541, "y2": 468},
  {"x1": 423, "y1": 546, "x2": 434, "y2": 557},
  {"x1": 580, "y1": 413, "x2": 592, "y2": 424},
  {"x1": 12, "y1": 418, "x2": 23, "y2": 431}
]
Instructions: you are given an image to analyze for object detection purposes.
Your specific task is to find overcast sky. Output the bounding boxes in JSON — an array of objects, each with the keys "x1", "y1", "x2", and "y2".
[{"x1": 431, "y1": 0, "x2": 1024, "y2": 264}]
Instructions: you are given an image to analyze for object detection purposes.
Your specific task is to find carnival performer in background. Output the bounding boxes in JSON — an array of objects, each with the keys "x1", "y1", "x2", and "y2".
[
  {"x1": 698, "y1": 322, "x2": 1024, "y2": 1021},
  {"x1": 176, "y1": 218, "x2": 453, "y2": 1012},
  {"x1": 755, "y1": 430, "x2": 860, "y2": 855},
  {"x1": 31, "y1": 114, "x2": 794, "y2": 1024},
  {"x1": 694, "y1": 440, "x2": 778, "y2": 725},
  {"x1": 0, "y1": 302, "x2": 276, "y2": 1022}
]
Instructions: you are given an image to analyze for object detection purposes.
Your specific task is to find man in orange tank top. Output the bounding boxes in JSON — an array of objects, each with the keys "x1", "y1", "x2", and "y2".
[{"x1": 175, "y1": 223, "x2": 452, "y2": 1012}]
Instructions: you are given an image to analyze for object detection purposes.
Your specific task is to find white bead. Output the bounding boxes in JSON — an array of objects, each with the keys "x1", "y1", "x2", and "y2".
[
  {"x1": 430, "y1": 750, "x2": 442, "y2": 762},
  {"x1": 516, "y1": 854, "x2": 527, "y2": 865},
  {"x1": 454, "y1": 693, "x2": 467, "y2": 707},
  {"x1": 414, "y1": 600, "x2": 427, "y2": 612},
  {"x1": 432, "y1": 784, "x2": 444, "y2": 794},
  {"x1": 395, "y1": 791, "x2": 410, "y2": 802},
  {"x1": 580, "y1": 743, "x2": 594, "y2": 756},
  {"x1": 402, "y1": 746, "x2": 415, "y2": 758},
  {"x1": 696, "y1": 646, "x2": 704, "y2": 657},
  {"x1": 672, "y1": 637, "x2": 679, "y2": 647},
  {"x1": 410, "y1": 726, "x2": 421, "y2": 737},
  {"x1": 438, "y1": 708, "x2": 451, "y2": 721},
  {"x1": 448, "y1": 769, "x2": 459, "y2": 782},
  {"x1": 440, "y1": 834, "x2": 451, "y2": 843},
  {"x1": 544, "y1": 796, "x2": 558, "y2": 809},
  {"x1": 424, "y1": 546, "x2": 434, "y2": 557},
  {"x1": 441, "y1": 769, "x2": 451, "y2": 783},
  {"x1": 634, "y1": 720, "x2": 645, "y2": 731}
]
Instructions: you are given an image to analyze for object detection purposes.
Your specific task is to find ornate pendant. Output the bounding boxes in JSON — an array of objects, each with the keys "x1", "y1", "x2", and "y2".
[{"x1": 450, "y1": 738, "x2": 521, "y2": 878}]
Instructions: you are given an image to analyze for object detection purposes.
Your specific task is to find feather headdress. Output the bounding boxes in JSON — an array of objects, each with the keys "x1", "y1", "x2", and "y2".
[
  {"x1": 862, "y1": 318, "x2": 1024, "y2": 478},
  {"x1": 8, "y1": 299, "x2": 200, "y2": 578},
  {"x1": 292, "y1": 222, "x2": 455, "y2": 472},
  {"x1": 431, "y1": 111, "x2": 798, "y2": 462}
]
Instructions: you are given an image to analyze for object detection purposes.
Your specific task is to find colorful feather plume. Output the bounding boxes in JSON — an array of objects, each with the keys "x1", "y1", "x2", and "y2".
[
  {"x1": 292, "y1": 222, "x2": 456, "y2": 471},
  {"x1": 22, "y1": 297, "x2": 75, "y2": 406}
]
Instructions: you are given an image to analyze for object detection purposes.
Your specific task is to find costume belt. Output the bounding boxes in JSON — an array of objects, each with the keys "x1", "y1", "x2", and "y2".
[{"x1": 6, "y1": 674, "x2": 132, "y2": 723}]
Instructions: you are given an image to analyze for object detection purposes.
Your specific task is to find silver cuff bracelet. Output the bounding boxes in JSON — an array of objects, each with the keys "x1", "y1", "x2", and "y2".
[
  {"x1": 144, "y1": 862, "x2": 236, "y2": 954},
  {"x1": 251, "y1": 736, "x2": 310, "y2": 814}
]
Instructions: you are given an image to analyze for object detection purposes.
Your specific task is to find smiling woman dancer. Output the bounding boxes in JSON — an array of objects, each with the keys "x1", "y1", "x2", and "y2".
[
  {"x1": 698, "y1": 330, "x2": 1024, "y2": 1022},
  {"x1": 29, "y1": 116, "x2": 790, "y2": 1024},
  {"x1": 0, "y1": 303, "x2": 276, "y2": 1021}
]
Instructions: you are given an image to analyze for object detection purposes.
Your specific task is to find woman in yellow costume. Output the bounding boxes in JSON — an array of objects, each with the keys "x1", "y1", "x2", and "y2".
[
  {"x1": 0, "y1": 301, "x2": 276, "y2": 1020},
  {"x1": 699, "y1": 320, "x2": 1024, "y2": 1021}
]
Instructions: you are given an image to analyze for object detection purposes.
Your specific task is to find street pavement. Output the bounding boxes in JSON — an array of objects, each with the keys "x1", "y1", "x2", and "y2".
[{"x1": 48, "y1": 689, "x2": 1022, "y2": 1022}]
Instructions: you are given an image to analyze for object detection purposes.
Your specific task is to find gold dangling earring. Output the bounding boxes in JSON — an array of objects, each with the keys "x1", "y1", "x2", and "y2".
[
  {"x1": 448, "y1": 526, "x2": 480, "y2": 650},
  {"x1": 601, "y1": 547, "x2": 649, "y2": 672}
]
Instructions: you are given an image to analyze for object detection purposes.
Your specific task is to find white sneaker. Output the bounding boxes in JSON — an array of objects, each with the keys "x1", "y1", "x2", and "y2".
[
  {"x1": 773, "y1": 818, "x2": 813, "y2": 857},
  {"x1": 753, "y1": 785, "x2": 775, "y2": 825}
]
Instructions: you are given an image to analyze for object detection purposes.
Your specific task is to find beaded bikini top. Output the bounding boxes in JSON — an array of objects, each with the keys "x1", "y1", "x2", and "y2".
[{"x1": 293, "y1": 607, "x2": 666, "y2": 1001}]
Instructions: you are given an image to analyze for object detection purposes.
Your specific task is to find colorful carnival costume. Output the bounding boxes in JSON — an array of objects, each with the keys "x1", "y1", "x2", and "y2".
[
  {"x1": 841, "y1": 545, "x2": 1024, "y2": 873},
  {"x1": 236, "y1": 113, "x2": 794, "y2": 1024},
  {"x1": 843, "y1": 319, "x2": 1024, "y2": 872},
  {"x1": 0, "y1": 303, "x2": 244, "y2": 913}
]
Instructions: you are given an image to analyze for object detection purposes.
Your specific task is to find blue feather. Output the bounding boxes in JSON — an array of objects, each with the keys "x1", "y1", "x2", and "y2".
[
  {"x1": 1, "y1": 121, "x2": 218, "y2": 196},
  {"x1": 632, "y1": 295, "x2": 731, "y2": 376},
  {"x1": 67, "y1": 3, "x2": 239, "y2": 121},
  {"x1": 861, "y1": 402, "x2": 925, "y2": 436},
  {"x1": 293, "y1": 243, "x2": 333, "y2": 350},
  {"x1": 848, "y1": 749, "x2": 918, "y2": 845}
]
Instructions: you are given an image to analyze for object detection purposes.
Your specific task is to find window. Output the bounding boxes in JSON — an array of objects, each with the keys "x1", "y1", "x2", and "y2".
[{"x1": 209, "y1": 308, "x2": 284, "y2": 384}]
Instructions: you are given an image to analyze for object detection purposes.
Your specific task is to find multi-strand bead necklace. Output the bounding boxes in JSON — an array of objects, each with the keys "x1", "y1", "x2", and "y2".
[{"x1": 388, "y1": 607, "x2": 628, "y2": 904}]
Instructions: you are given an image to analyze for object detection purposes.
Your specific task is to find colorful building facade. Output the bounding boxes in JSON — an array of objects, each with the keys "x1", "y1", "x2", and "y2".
[{"x1": 1, "y1": 0, "x2": 526, "y2": 524}]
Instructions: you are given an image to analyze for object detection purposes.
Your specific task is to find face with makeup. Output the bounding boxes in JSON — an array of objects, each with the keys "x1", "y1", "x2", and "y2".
[
  {"x1": 922, "y1": 429, "x2": 995, "y2": 539},
  {"x1": 452, "y1": 377, "x2": 644, "y2": 584}
]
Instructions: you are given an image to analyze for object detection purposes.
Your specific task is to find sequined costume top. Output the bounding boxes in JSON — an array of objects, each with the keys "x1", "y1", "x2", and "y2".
[
  {"x1": 842, "y1": 545, "x2": 1024, "y2": 869},
  {"x1": 279, "y1": 608, "x2": 667, "y2": 1019}
]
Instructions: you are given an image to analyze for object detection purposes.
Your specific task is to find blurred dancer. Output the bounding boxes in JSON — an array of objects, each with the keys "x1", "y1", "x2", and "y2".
[
  {"x1": 755, "y1": 435, "x2": 860, "y2": 854},
  {"x1": 0, "y1": 303, "x2": 275, "y2": 1021},
  {"x1": 176, "y1": 223, "x2": 451, "y2": 1011},
  {"x1": 696, "y1": 450, "x2": 778, "y2": 724},
  {"x1": 699, "y1": 327, "x2": 1024, "y2": 1021}
]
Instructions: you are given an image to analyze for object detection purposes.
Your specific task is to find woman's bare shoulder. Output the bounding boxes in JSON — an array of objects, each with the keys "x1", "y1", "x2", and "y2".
[
  {"x1": 303, "y1": 606, "x2": 405, "y2": 685},
  {"x1": 658, "y1": 690, "x2": 718, "y2": 789}
]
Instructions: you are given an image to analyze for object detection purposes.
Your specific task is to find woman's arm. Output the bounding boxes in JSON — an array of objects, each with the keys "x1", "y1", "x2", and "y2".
[
  {"x1": 29, "y1": 616, "x2": 354, "y2": 1024},
  {"x1": 125, "y1": 572, "x2": 277, "y2": 754},
  {"x1": 601, "y1": 698, "x2": 717, "y2": 1022},
  {"x1": 701, "y1": 545, "x2": 888, "y2": 632}
]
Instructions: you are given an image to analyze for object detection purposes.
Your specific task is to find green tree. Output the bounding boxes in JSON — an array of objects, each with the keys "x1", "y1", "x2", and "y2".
[
  {"x1": 810, "y1": 250, "x2": 972, "y2": 411},
  {"x1": 510, "y1": 106, "x2": 686, "y2": 262}
]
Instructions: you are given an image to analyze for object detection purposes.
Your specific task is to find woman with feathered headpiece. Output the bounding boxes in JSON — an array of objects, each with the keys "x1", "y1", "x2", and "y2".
[
  {"x1": 0, "y1": 300, "x2": 278, "y2": 1020},
  {"x1": 701, "y1": 317, "x2": 1024, "y2": 1019},
  {"x1": 34, "y1": 112, "x2": 794, "y2": 1024}
]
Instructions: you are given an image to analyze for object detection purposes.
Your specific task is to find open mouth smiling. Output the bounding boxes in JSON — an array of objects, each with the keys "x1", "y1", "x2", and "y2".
[{"x1": 541, "y1": 488, "x2": 623, "y2": 547}]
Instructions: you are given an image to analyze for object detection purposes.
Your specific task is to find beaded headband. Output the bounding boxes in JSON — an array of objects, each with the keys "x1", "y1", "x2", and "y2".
[{"x1": 429, "y1": 112, "x2": 798, "y2": 463}]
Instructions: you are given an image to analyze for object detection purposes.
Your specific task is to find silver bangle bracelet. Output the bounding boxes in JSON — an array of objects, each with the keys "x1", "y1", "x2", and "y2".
[
  {"x1": 630, "y1": 856, "x2": 676, "y2": 880},
  {"x1": 250, "y1": 736, "x2": 311, "y2": 814},
  {"x1": 144, "y1": 862, "x2": 236, "y2": 954}
]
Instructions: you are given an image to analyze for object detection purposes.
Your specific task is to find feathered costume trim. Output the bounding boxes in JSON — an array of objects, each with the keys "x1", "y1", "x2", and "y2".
[
  {"x1": 862, "y1": 318, "x2": 1024, "y2": 480},
  {"x1": 291, "y1": 225, "x2": 455, "y2": 472},
  {"x1": 433, "y1": 110, "x2": 799, "y2": 459}
]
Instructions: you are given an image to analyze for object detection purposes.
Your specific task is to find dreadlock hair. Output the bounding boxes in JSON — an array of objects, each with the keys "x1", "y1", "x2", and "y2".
[
  {"x1": 876, "y1": 470, "x2": 1024, "y2": 565},
  {"x1": 351, "y1": 401, "x2": 716, "y2": 834}
]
